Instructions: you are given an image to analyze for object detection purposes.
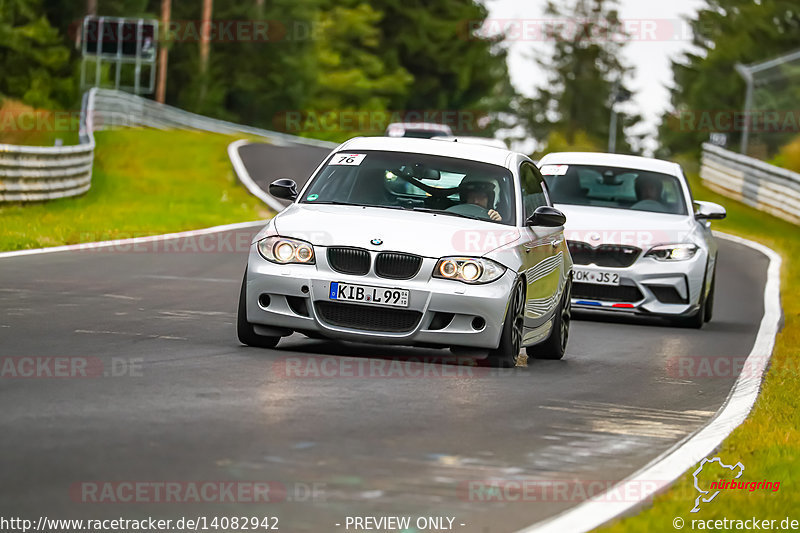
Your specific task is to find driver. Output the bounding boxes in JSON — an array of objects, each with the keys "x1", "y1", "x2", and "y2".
[
  {"x1": 459, "y1": 179, "x2": 502, "y2": 221},
  {"x1": 635, "y1": 174, "x2": 663, "y2": 202},
  {"x1": 632, "y1": 174, "x2": 667, "y2": 212}
]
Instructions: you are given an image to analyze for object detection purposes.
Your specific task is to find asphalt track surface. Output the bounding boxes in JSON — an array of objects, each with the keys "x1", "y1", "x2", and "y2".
[{"x1": 0, "y1": 141, "x2": 770, "y2": 532}]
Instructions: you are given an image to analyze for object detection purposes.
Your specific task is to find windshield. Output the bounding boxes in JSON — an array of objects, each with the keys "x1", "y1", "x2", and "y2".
[
  {"x1": 301, "y1": 150, "x2": 516, "y2": 225},
  {"x1": 541, "y1": 164, "x2": 687, "y2": 215}
]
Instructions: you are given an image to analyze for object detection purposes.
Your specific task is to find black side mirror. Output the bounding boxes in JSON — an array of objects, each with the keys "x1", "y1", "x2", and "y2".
[
  {"x1": 526, "y1": 206, "x2": 567, "y2": 227},
  {"x1": 269, "y1": 178, "x2": 298, "y2": 201}
]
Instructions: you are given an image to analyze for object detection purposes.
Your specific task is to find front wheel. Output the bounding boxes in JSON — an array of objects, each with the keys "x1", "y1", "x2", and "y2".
[
  {"x1": 704, "y1": 270, "x2": 716, "y2": 323},
  {"x1": 672, "y1": 271, "x2": 709, "y2": 329},
  {"x1": 484, "y1": 278, "x2": 526, "y2": 368},
  {"x1": 237, "y1": 271, "x2": 280, "y2": 348},
  {"x1": 527, "y1": 279, "x2": 571, "y2": 360}
]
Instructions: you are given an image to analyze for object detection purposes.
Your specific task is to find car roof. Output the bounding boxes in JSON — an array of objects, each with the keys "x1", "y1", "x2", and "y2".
[
  {"x1": 538, "y1": 152, "x2": 682, "y2": 177},
  {"x1": 435, "y1": 136, "x2": 508, "y2": 149},
  {"x1": 336, "y1": 136, "x2": 517, "y2": 167},
  {"x1": 385, "y1": 122, "x2": 452, "y2": 132}
]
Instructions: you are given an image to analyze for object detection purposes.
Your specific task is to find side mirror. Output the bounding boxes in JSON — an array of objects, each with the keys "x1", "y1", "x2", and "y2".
[
  {"x1": 269, "y1": 178, "x2": 298, "y2": 201},
  {"x1": 526, "y1": 206, "x2": 567, "y2": 227},
  {"x1": 694, "y1": 201, "x2": 726, "y2": 220}
]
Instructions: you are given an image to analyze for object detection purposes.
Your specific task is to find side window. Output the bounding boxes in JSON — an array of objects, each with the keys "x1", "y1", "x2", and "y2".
[{"x1": 519, "y1": 162, "x2": 549, "y2": 219}]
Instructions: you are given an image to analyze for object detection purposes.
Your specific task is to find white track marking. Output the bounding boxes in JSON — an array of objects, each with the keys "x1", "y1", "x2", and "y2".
[
  {"x1": 228, "y1": 139, "x2": 286, "y2": 213},
  {"x1": 518, "y1": 231, "x2": 782, "y2": 533},
  {"x1": 0, "y1": 220, "x2": 266, "y2": 260}
]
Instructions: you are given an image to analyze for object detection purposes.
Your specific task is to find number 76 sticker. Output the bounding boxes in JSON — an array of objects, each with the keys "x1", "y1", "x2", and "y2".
[{"x1": 330, "y1": 153, "x2": 367, "y2": 166}]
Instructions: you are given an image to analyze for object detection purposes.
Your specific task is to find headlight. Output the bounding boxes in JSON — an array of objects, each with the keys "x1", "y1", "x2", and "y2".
[
  {"x1": 645, "y1": 243, "x2": 698, "y2": 261},
  {"x1": 433, "y1": 257, "x2": 506, "y2": 284},
  {"x1": 257, "y1": 236, "x2": 316, "y2": 264}
]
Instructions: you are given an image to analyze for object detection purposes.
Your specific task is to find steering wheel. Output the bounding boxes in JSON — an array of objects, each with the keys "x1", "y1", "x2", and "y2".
[{"x1": 445, "y1": 203, "x2": 492, "y2": 220}]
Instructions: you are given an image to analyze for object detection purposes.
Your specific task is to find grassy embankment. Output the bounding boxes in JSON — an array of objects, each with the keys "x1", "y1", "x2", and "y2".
[
  {"x1": 600, "y1": 164, "x2": 799, "y2": 531},
  {"x1": 0, "y1": 127, "x2": 270, "y2": 251}
]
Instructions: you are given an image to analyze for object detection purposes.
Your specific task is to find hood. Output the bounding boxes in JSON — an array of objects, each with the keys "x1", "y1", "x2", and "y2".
[
  {"x1": 273, "y1": 204, "x2": 521, "y2": 258},
  {"x1": 556, "y1": 204, "x2": 697, "y2": 249}
]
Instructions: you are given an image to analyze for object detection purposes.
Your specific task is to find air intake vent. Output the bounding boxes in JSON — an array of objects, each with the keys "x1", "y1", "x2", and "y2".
[
  {"x1": 375, "y1": 252, "x2": 422, "y2": 279},
  {"x1": 567, "y1": 241, "x2": 641, "y2": 268},
  {"x1": 573, "y1": 283, "x2": 643, "y2": 302},
  {"x1": 315, "y1": 301, "x2": 421, "y2": 332},
  {"x1": 327, "y1": 247, "x2": 370, "y2": 275}
]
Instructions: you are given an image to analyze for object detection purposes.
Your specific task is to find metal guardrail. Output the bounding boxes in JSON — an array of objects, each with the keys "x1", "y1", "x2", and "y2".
[
  {"x1": 700, "y1": 142, "x2": 800, "y2": 225},
  {"x1": 0, "y1": 90, "x2": 97, "y2": 202},
  {"x1": 1, "y1": 88, "x2": 335, "y2": 203},
  {"x1": 88, "y1": 89, "x2": 337, "y2": 149}
]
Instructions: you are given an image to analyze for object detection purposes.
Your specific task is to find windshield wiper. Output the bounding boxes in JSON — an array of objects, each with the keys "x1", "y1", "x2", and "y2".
[
  {"x1": 306, "y1": 200, "x2": 353, "y2": 206},
  {"x1": 309, "y1": 201, "x2": 405, "y2": 211},
  {"x1": 408, "y1": 206, "x2": 487, "y2": 221}
]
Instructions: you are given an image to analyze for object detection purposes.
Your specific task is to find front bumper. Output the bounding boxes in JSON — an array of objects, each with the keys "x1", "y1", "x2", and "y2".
[
  {"x1": 244, "y1": 246, "x2": 515, "y2": 349},
  {"x1": 570, "y1": 251, "x2": 707, "y2": 317}
]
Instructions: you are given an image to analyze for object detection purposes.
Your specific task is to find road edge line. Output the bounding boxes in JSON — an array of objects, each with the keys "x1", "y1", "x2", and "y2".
[
  {"x1": 227, "y1": 139, "x2": 286, "y2": 213},
  {"x1": 517, "y1": 231, "x2": 782, "y2": 533},
  {"x1": 0, "y1": 220, "x2": 267, "y2": 260}
]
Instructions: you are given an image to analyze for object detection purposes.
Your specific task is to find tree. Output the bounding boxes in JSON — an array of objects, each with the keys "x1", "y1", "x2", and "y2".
[
  {"x1": 375, "y1": 0, "x2": 513, "y2": 134},
  {"x1": 657, "y1": 0, "x2": 800, "y2": 157},
  {"x1": 300, "y1": 1, "x2": 413, "y2": 141},
  {"x1": 0, "y1": 0, "x2": 76, "y2": 108},
  {"x1": 514, "y1": 0, "x2": 643, "y2": 154}
]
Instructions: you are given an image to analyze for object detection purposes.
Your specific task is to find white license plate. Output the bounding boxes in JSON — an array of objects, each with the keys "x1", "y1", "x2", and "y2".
[
  {"x1": 573, "y1": 268, "x2": 620, "y2": 286},
  {"x1": 329, "y1": 282, "x2": 410, "y2": 308}
]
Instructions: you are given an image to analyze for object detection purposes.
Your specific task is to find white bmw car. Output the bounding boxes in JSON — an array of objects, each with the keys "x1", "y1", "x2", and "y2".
[
  {"x1": 238, "y1": 137, "x2": 573, "y2": 367},
  {"x1": 537, "y1": 152, "x2": 726, "y2": 328}
]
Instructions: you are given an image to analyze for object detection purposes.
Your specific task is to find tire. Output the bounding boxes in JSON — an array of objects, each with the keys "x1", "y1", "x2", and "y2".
[
  {"x1": 672, "y1": 263, "x2": 711, "y2": 329},
  {"x1": 672, "y1": 286, "x2": 706, "y2": 329},
  {"x1": 484, "y1": 278, "x2": 526, "y2": 368},
  {"x1": 527, "y1": 279, "x2": 571, "y2": 360},
  {"x1": 704, "y1": 270, "x2": 716, "y2": 323},
  {"x1": 237, "y1": 271, "x2": 281, "y2": 348}
]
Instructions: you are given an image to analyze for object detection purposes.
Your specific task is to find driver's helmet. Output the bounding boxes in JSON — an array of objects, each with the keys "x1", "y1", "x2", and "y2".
[{"x1": 459, "y1": 175, "x2": 497, "y2": 207}]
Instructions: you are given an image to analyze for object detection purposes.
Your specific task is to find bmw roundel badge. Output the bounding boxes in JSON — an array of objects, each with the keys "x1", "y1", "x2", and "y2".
[{"x1": 370, "y1": 238, "x2": 383, "y2": 246}]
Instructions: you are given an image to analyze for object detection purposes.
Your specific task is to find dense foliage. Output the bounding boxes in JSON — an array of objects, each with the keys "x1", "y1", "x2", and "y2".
[{"x1": 657, "y1": 0, "x2": 800, "y2": 157}]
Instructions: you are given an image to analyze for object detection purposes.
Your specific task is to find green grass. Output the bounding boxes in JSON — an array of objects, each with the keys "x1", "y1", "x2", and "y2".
[
  {"x1": 0, "y1": 99, "x2": 81, "y2": 146},
  {"x1": 0, "y1": 128, "x2": 271, "y2": 251},
  {"x1": 598, "y1": 166, "x2": 800, "y2": 531}
]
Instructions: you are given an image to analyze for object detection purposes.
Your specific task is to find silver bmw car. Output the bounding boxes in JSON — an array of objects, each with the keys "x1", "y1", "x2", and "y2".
[
  {"x1": 237, "y1": 137, "x2": 573, "y2": 367},
  {"x1": 536, "y1": 152, "x2": 726, "y2": 328}
]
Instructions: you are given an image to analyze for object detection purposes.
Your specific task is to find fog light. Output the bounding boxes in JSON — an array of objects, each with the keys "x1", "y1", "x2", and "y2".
[
  {"x1": 258, "y1": 294, "x2": 271, "y2": 308},
  {"x1": 471, "y1": 317, "x2": 486, "y2": 330}
]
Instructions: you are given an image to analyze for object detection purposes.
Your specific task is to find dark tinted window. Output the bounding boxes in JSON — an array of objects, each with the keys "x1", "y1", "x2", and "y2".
[
  {"x1": 302, "y1": 150, "x2": 516, "y2": 225},
  {"x1": 520, "y1": 162, "x2": 549, "y2": 219},
  {"x1": 541, "y1": 164, "x2": 687, "y2": 215}
]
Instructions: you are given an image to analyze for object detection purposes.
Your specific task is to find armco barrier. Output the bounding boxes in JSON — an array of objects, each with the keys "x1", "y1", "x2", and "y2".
[
  {"x1": 1, "y1": 88, "x2": 335, "y2": 203},
  {"x1": 700, "y1": 142, "x2": 800, "y2": 225}
]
